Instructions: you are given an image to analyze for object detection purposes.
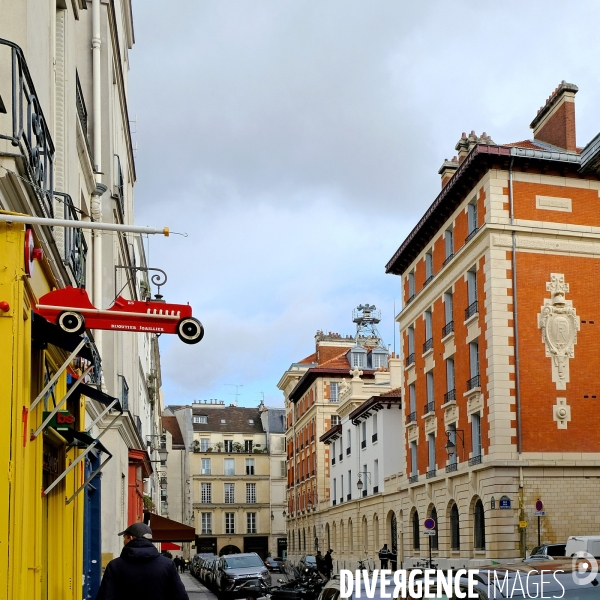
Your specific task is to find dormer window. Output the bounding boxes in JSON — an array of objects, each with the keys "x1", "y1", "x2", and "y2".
[
  {"x1": 248, "y1": 419, "x2": 254, "y2": 424},
  {"x1": 221, "y1": 419, "x2": 227, "y2": 424},
  {"x1": 193, "y1": 415, "x2": 208, "y2": 424},
  {"x1": 348, "y1": 346, "x2": 367, "y2": 369},
  {"x1": 370, "y1": 348, "x2": 388, "y2": 369}
]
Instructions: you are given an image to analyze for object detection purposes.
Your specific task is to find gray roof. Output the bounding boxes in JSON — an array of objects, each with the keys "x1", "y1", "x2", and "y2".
[
  {"x1": 264, "y1": 408, "x2": 286, "y2": 434},
  {"x1": 192, "y1": 405, "x2": 265, "y2": 434}
]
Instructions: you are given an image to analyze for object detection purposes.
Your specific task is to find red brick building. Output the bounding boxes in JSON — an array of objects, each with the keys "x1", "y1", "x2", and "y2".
[{"x1": 386, "y1": 81, "x2": 600, "y2": 564}]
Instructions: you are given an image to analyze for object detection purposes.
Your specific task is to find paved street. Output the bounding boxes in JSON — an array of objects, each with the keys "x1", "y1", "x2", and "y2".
[{"x1": 180, "y1": 572, "x2": 217, "y2": 600}]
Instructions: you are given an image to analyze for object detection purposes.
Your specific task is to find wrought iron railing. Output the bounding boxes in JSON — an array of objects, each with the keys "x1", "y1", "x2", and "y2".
[
  {"x1": 467, "y1": 375, "x2": 480, "y2": 390},
  {"x1": 406, "y1": 294, "x2": 415, "y2": 305},
  {"x1": 372, "y1": 433, "x2": 378, "y2": 442},
  {"x1": 120, "y1": 375, "x2": 129, "y2": 411},
  {"x1": 0, "y1": 39, "x2": 55, "y2": 218},
  {"x1": 408, "y1": 411, "x2": 416, "y2": 423},
  {"x1": 113, "y1": 153, "x2": 125, "y2": 218},
  {"x1": 423, "y1": 338, "x2": 433, "y2": 353},
  {"x1": 446, "y1": 463, "x2": 458, "y2": 473},
  {"x1": 135, "y1": 414, "x2": 143, "y2": 440},
  {"x1": 423, "y1": 274, "x2": 434, "y2": 287},
  {"x1": 444, "y1": 389, "x2": 456, "y2": 403},
  {"x1": 426, "y1": 469, "x2": 436, "y2": 479},
  {"x1": 465, "y1": 227, "x2": 478, "y2": 243},
  {"x1": 442, "y1": 253, "x2": 454, "y2": 266},
  {"x1": 442, "y1": 321, "x2": 454, "y2": 337},
  {"x1": 469, "y1": 455, "x2": 482, "y2": 466},
  {"x1": 424, "y1": 401, "x2": 435, "y2": 414},
  {"x1": 361, "y1": 440, "x2": 366, "y2": 449},
  {"x1": 55, "y1": 192, "x2": 88, "y2": 288},
  {"x1": 373, "y1": 485, "x2": 379, "y2": 493},
  {"x1": 408, "y1": 474, "x2": 418, "y2": 484},
  {"x1": 465, "y1": 301, "x2": 479, "y2": 320},
  {"x1": 405, "y1": 353, "x2": 415, "y2": 367}
]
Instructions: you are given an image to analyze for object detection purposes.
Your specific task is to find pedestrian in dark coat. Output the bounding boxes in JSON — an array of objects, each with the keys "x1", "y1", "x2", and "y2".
[
  {"x1": 95, "y1": 522, "x2": 188, "y2": 600},
  {"x1": 323, "y1": 549, "x2": 333, "y2": 578},
  {"x1": 378, "y1": 544, "x2": 390, "y2": 569}
]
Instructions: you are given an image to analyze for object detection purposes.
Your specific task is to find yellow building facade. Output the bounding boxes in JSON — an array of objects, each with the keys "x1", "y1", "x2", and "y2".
[{"x1": 0, "y1": 220, "x2": 87, "y2": 600}]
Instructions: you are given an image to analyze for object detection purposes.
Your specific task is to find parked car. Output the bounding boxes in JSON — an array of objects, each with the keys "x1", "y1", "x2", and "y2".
[
  {"x1": 200, "y1": 556, "x2": 220, "y2": 587},
  {"x1": 523, "y1": 543, "x2": 566, "y2": 562},
  {"x1": 298, "y1": 555, "x2": 318, "y2": 572},
  {"x1": 192, "y1": 553, "x2": 215, "y2": 578},
  {"x1": 35, "y1": 286, "x2": 204, "y2": 343},
  {"x1": 565, "y1": 535, "x2": 600, "y2": 558},
  {"x1": 265, "y1": 556, "x2": 285, "y2": 572},
  {"x1": 215, "y1": 552, "x2": 271, "y2": 598}
]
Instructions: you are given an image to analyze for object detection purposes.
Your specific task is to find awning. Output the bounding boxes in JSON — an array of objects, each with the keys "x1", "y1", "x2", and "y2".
[
  {"x1": 129, "y1": 448, "x2": 153, "y2": 479},
  {"x1": 160, "y1": 542, "x2": 181, "y2": 551},
  {"x1": 143, "y1": 511, "x2": 196, "y2": 542},
  {"x1": 73, "y1": 381, "x2": 122, "y2": 412},
  {"x1": 31, "y1": 312, "x2": 94, "y2": 362}
]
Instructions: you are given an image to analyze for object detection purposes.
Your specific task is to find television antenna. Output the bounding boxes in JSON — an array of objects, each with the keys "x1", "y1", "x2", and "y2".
[{"x1": 225, "y1": 384, "x2": 243, "y2": 406}]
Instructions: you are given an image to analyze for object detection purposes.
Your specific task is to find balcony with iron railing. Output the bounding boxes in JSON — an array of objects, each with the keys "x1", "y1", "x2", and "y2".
[
  {"x1": 465, "y1": 227, "x2": 478, "y2": 243},
  {"x1": 423, "y1": 402, "x2": 435, "y2": 415},
  {"x1": 443, "y1": 389, "x2": 456, "y2": 404},
  {"x1": 442, "y1": 321, "x2": 454, "y2": 338},
  {"x1": 467, "y1": 375, "x2": 480, "y2": 391},
  {"x1": 426, "y1": 469, "x2": 436, "y2": 479},
  {"x1": 469, "y1": 455, "x2": 482, "y2": 466},
  {"x1": 408, "y1": 411, "x2": 417, "y2": 424},
  {"x1": 423, "y1": 274, "x2": 434, "y2": 287},
  {"x1": 0, "y1": 39, "x2": 55, "y2": 219},
  {"x1": 423, "y1": 338, "x2": 433, "y2": 353},
  {"x1": 405, "y1": 353, "x2": 415, "y2": 367},
  {"x1": 361, "y1": 440, "x2": 366, "y2": 449},
  {"x1": 408, "y1": 474, "x2": 418, "y2": 484},
  {"x1": 372, "y1": 433, "x2": 378, "y2": 442},
  {"x1": 465, "y1": 301, "x2": 479, "y2": 321},
  {"x1": 446, "y1": 462, "x2": 458, "y2": 473},
  {"x1": 442, "y1": 253, "x2": 454, "y2": 266},
  {"x1": 55, "y1": 192, "x2": 87, "y2": 288}
]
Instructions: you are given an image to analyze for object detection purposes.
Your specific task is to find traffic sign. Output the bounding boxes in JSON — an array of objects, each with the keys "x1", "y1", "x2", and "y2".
[
  {"x1": 424, "y1": 518, "x2": 436, "y2": 530},
  {"x1": 423, "y1": 530, "x2": 436, "y2": 536},
  {"x1": 534, "y1": 511, "x2": 546, "y2": 517},
  {"x1": 535, "y1": 499, "x2": 544, "y2": 512}
]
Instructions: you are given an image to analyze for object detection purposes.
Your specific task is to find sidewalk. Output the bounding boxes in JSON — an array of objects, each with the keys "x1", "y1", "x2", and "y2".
[{"x1": 180, "y1": 572, "x2": 217, "y2": 600}]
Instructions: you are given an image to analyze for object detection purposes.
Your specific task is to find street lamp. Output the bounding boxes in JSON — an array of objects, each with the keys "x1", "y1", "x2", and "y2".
[
  {"x1": 357, "y1": 472, "x2": 371, "y2": 492},
  {"x1": 147, "y1": 434, "x2": 169, "y2": 463},
  {"x1": 445, "y1": 429, "x2": 464, "y2": 461}
]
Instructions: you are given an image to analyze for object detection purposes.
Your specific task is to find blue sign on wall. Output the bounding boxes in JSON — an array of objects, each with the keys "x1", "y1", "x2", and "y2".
[{"x1": 499, "y1": 496, "x2": 511, "y2": 509}]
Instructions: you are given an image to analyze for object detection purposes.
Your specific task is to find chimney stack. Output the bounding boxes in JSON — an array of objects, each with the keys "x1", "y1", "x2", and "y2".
[
  {"x1": 438, "y1": 156, "x2": 459, "y2": 188},
  {"x1": 530, "y1": 81, "x2": 578, "y2": 151}
]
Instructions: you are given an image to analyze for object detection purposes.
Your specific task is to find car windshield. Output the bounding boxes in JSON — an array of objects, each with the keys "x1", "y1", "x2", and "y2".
[
  {"x1": 304, "y1": 556, "x2": 317, "y2": 564},
  {"x1": 225, "y1": 556, "x2": 264, "y2": 569},
  {"x1": 530, "y1": 546, "x2": 543, "y2": 555}
]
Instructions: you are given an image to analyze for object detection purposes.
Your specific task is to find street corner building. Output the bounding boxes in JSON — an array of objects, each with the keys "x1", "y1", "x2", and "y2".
[
  {"x1": 383, "y1": 80, "x2": 600, "y2": 567},
  {"x1": 281, "y1": 81, "x2": 600, "y2": 572},
  {"x1": 0, "y1": 2, "x2": 173, "y2": 599}
]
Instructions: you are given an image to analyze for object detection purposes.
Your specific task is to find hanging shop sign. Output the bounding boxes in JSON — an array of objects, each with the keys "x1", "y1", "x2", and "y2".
[
  {"x1": 34, "y1": 286, "x2": 204, "y2": 344},
  {"x1": 24, "y1": 227, "x2": 44, "y2": 277},
  {"x1": 43, "y1": 410, "x2": 75, "y2": 431}
]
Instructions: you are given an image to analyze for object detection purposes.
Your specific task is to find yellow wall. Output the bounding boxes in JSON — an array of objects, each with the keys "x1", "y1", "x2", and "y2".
[{"x1": 0, "y1": 222, "x2": 85, "y2": 600}]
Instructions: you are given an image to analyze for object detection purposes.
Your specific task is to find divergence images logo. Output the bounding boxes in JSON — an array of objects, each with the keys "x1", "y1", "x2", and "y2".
[{"x1": 572, "y1": 551, "x2": 598, "y2": 586}]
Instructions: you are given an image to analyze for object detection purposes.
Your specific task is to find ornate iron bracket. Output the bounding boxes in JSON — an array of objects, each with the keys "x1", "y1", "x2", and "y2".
[{"x1": 114, "y1": 266, "x2": 168, "y2": 301}]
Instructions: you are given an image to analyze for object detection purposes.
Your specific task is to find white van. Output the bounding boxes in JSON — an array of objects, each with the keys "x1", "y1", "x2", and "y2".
[{"x1": 565, "y1": 535, "x2": 600, "y2": 558}]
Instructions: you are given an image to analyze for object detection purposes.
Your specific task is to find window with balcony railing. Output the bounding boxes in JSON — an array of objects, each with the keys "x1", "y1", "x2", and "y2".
[
  {"x1": 423, "y1": 338, "x2": 433, "y2": 353},
  {"x1": 408, "y1": 411, "x2": 416, "y2": 423},
  {"x1": 444, "y1": 389, "x2": 456, "y2": 403},
  {"x1": 405, "y1": 353, "x2": 415, "y2": 367},
  {"x1": 424, "y1": 402, "x2": 435, "y2": 414},
  {"x1": 467, "y1": 375, "x2": 480, "y2": 390},
  {"x1": 465, "y1": 301, "x2": 478, "y2": 320},
  {"x1": 442, "y1": 320, "x2": 454, "y2": 338},
  {"x1": 426, "y1": 469, "x2": 436, "y2": 479},
  {"x1": 408, "y1": 474, "x2": 418, "y2": 484}
]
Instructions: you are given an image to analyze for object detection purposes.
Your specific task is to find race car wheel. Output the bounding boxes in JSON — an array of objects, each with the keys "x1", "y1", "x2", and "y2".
[
  {"x1": 177, "y1": 317, "x2": 204, "y2": 344},
  {"x1": 57, "y1": 311, "x2": 86, "y2": 335}
]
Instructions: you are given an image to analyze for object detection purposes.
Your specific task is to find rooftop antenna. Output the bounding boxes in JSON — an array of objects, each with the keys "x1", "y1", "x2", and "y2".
[
  {"x1": 225, "y1": 384, "x2": 243, "y2": 406},
  {"x1": 352, "y1": 304, "x2": 385, "y2": 348}
]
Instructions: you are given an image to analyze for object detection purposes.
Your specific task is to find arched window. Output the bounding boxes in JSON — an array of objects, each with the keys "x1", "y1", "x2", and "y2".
[
  {"x1": 340, "y1": 521, "x2": 345, "y2": 552},
  {"x1": 474, "y1": 500, "x2": 485, "y2": 550},
  {"x1": 450, "y1": 504, "x2": 460, "y2": 550},
  {"x1": 348, "y1": 519, "x2": 354, "y2": 549},
  {"x1": 430, "y1": 507, "x2": 439, "y2": 551},
  {"x1": 412, "y1": 510, "x2": 420, "y2": 550},
  {"x1": 362, "y1": 517, "x2": 368, "y2": 550}
]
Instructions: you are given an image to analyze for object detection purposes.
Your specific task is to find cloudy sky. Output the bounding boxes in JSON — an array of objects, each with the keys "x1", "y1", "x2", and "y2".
[{"x1": 129, "y1": 1, "x2": 600, "y2": 408}]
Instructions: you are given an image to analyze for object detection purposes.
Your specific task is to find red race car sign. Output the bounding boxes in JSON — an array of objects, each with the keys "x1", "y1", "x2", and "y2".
[{"x1": 34, "y1": 287, "x2": 204, "y2": 344}]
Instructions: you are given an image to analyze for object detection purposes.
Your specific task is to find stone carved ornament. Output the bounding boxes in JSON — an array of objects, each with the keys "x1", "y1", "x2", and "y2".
[{"x1": 537, "y1": 273, "x2": 580, "y2": 391}]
